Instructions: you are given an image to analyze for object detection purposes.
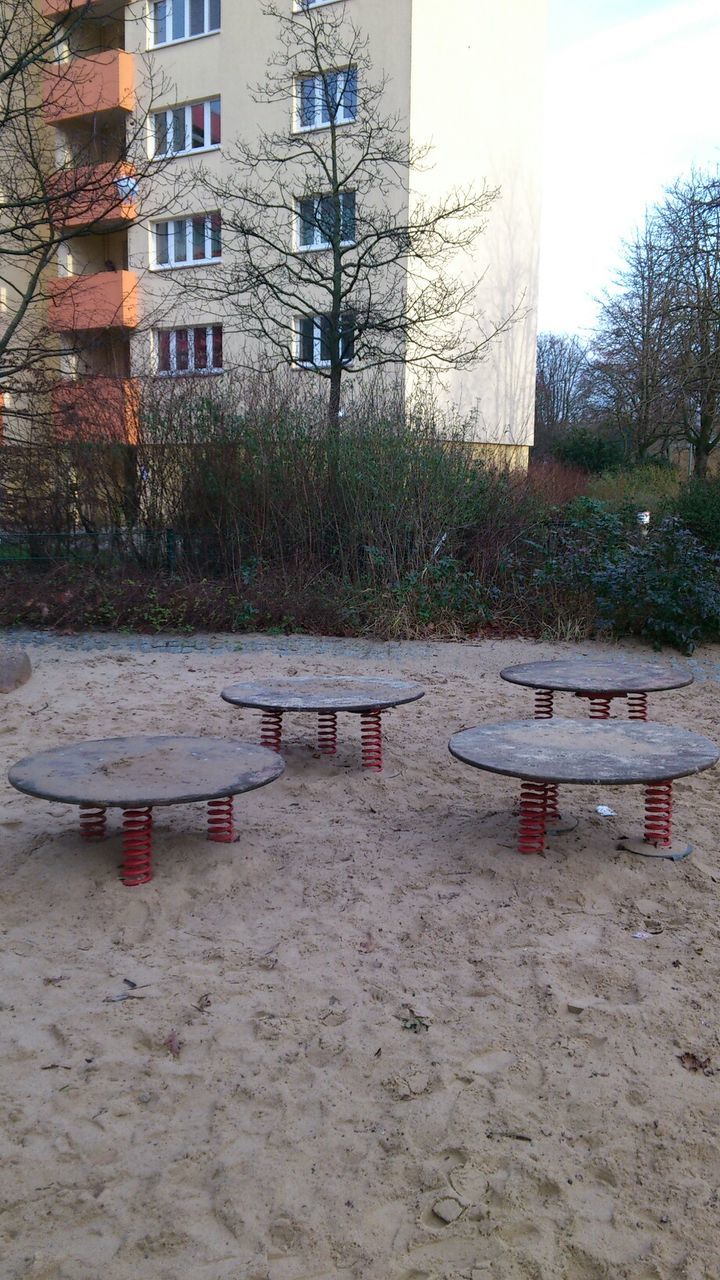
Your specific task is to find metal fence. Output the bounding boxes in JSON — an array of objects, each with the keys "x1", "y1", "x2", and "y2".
[{"x1": 0, "y1": 528, "x2": 190, "y2": 572}]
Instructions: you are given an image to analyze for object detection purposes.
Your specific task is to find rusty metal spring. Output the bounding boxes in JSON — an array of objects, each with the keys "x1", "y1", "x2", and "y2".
[
  {"x1": 644, "y1": 780, "x2": 672, "y2": 846},
  {"x1": 534, "y1": 688, "x2": 554, "y2": 719},
  {"x1": 588, "y1": 694, "x2": 612, "y2": 719},
  {"x1": 360, "y1": 709, "x2": 383, "y2": 771},
  {"x1": 317, "y1": 710, "x2": 338, "y2": 755},
  {"x1": 260, "y1": 709, "x2": 283, "y2": 753},
  {"x1": 121, "y1": 806, "x2": 153, "y2": 887},
  {"x1": 627, "y1": 692, "x2": 648, "y2": 721},
  {"x1": 518, "y1": 780, "x2": 549, "y2": 854},
  {"x1": 207, "y1": 795, "x2": 235, "y2": 843},
  {"x1": 80, "y1": 805, "x2": 107, "y2": 841},
  {"x1": 546, "y1": 782, "x2": 561, "y2": 822}
]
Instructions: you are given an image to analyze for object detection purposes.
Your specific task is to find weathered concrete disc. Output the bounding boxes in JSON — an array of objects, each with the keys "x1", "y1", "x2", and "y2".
[
  {"x1": 221, "y1": 675, "x2": 426, "y2": 712},
  {"x1": 8, "y1": 735, "x2": 284, "y2": 809},
  {"x1": 0, "y1": 647, "x2": 31, "y2": 693},
  {"x1": 448, "y1": 719, "x2": 719, "y2": 785},
  {"x1": 500, "y1": 658, "x2": 692, "y2": 695}
]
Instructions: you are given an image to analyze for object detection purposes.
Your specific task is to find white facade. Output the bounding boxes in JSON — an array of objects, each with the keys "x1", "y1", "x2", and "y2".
[{"x1": 49, "y1": 0, "x2": 546, "y2": 456}]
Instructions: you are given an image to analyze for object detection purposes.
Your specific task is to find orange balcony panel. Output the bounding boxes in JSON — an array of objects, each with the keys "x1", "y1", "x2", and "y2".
[
  {"x1": 41, "y1": 0, "x2": 87, "y2": 14},
  {"x1": 42, "y1": 0, "x2": 127, "y2": 15},
  {"x1": 48, "y1": 162, "x2": 137, "y2": 230},
  {"x1": 43, "y1": 51, "x2": 135, "y2": 123},
  {"x1": 52, "y1": 377, "x2": 139, "y2": 444},
  {"x1": 48, "y1": 270, "x2": 139, "y2": 332}
]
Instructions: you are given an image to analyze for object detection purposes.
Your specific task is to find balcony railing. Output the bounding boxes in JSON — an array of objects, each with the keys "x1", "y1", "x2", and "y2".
[
  {"x1": 43, "y1": 50, "x2": 135, "y2": 124},
  {"x1": 51, "y1": 376, "x2": 139, "y2": 445},
  {"x1": 48, "y1": 162, "x2": 137, "y2": 230},
  {"x1": 47, "y1": 270, "x2": 139, "y2": 331}
]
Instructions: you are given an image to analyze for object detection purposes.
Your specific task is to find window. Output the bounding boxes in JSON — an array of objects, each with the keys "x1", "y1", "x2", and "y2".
[
  {"x1": 297, "y1": 313, "x2": 354, "y2": 366},
  {"x1": 152, "y1": 213, "x2": 221, "y2": 267},
  {"x1": 152, "y1": 98, "x2": 221, "y2": 156},
  {"x1": 298, "y1": 192, "x2": 355, "y2": 250},
  {"x1": 152, "y1": 0, "x2": 221, "y2": 46},
  {"x1": 156, "y1": 325, "x2": 223, "y2": 374},
  {"x1": 297, "y1": 68, "x2": 357, "y2": 130}
]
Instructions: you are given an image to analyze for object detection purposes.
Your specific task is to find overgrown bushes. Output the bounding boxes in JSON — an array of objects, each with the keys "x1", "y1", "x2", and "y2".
[
  {"x1": 592, "y1": 520, "x2": 720, "y2": 653},
  {"x1": 675, "y1": 476, "x2": 720, "y2": 553},
  {"x1": 552, "y1": 427, "x2": 626, "y2": 474},
  {"x1": 588, "y1": 460, "x2": 682, "y2": 511},
  {"x1": 2, "y1": 375, "x2": 720, "y2": 649}
]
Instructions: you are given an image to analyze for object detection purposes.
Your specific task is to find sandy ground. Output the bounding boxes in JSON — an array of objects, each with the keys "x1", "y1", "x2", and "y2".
[{"x1": 1, "y1": 632, "x2": 720, "y2": 1280}]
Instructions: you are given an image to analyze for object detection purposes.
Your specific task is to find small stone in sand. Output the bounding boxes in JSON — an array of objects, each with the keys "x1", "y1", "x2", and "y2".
[
  {"x1": 432, "y1": 1196, "x2": 465, "y2": 1224},
  {"x1": 0, "y1": 648, "x2": 31, "y2": 694}
]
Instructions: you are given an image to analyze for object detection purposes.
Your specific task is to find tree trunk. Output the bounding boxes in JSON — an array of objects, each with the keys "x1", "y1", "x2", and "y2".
[
  {"x1": 328, "y1": 365, "x2": 342, "y2": 425},
  {"x1": 326, "y1": 363, "x2": 342, "y2": 487},
  {"x1": 693, "y1": 447, "x2": 709, "y2": 478},
  {"x1": 120, "y1": 444, "x2": 140, "y2": 526}
]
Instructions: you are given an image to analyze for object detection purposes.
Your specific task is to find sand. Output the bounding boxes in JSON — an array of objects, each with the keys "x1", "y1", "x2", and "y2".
[{"x1": 1, "y1": 632, "x2": 719, "y2": 1280}]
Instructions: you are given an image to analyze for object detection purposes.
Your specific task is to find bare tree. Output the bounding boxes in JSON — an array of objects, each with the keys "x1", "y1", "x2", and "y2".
[
  {"x1": 192, "y1": 0, "x2": 517, "y2": 423},
  {"x1": 660, "y1": 172, "x2": 720, "y2": 476},
  {"x1": 534, "y1": 331, "x2": 591, "y2": 450},
  {"x1": 592, "y1": 217, "x2": 680, "y2": 460},
  {"x1": 0, "y1": 0, "x2": 173, "y2": 433},
  {"x1": 592, "y1": 173, "x2": 720, "y2": 474}
]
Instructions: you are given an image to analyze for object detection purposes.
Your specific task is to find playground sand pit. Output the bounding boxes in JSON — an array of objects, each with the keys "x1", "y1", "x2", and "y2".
[{"x1": 1, "y1": 632, "x2": 720, "y2": 1280}]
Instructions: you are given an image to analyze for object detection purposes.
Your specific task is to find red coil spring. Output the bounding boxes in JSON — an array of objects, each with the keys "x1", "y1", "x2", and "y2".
[
  {"x1": 260, "y1": 709, "x2": 283, "y2": 753},
  {"x1": 644, "y1": 780, "x2": 673, "y2": 847},
  {"x1": 79, "y1": 805, "x2": 107, "y2": 841},
  {"x1": 317, "y1": 710, "x2": 338, "y2": 755},
  {"x1": 627, "y1": 692, "x2": 648, "y2": 721},
  {"x1": 207, "y1": 795, "x2": 235, "y2": 843},
  {"x1": 518, "y1": 780, "x2": 549, "y2": 855},
  {"x1": 534, "y1": 688, "x2": 554, "y2": 719},
  {"x1": 121, "y1": 806, "x2": 153, "y2": 887},
  {"x1": 546, "y1": 782, "x2": 561, "y2": 822},
  {"x1": 588, "y1": 694, "x2": 612, "y2": 719},
  {"x1": 361, "y1": 709, "x2": 383, "y2": 771}
]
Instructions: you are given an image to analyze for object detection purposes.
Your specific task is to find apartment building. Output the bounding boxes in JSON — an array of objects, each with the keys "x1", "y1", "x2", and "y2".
[{"x1": 39, "y1": 0, "x2": 546, "y2": 462}]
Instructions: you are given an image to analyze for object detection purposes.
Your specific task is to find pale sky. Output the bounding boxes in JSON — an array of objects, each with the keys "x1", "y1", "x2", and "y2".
[{"x1": 539, "y1": 0, "x2": 720, "y2": 337}]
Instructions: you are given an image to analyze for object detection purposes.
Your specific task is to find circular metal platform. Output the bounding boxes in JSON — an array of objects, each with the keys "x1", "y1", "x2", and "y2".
[
  {"x1": 499, "y1": 658, "x2": 692, "y2": 696},
  {"x1": 448, "y1": 718, "x2": 718, "y2": 785},
  {"x1": 8, "y1": 735, "x2": 285, "y2": 810},
  {"x1": 221, "y1": 676, "x2": 426, "y2": 713}
]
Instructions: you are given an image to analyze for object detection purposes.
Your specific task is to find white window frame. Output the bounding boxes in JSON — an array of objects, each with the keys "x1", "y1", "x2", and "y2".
[
  {"x1": 296, "y1": 68, "x2": 357, "y2": 131},
  {"x1": 294, "y1": 0, "x2": 343, "y2": 9},
  {"x1": 155, "y1": 325, "x2": 223, "y2": 375},
  {"x1": 296, "y1": 313, "x2": 354, "y2": 368},
  {"x1": 151, "y1": 213, "x2": 222, "y2": 269},
  {"x1": 297, "y1": 191, "x2": 355, "y2": 251},
  {"x1": 151, "y1": 0, "x2": 221, "y2": 48},
  {"x1": 151, "y1": 98, "x2": 221, "y2": 158}
]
